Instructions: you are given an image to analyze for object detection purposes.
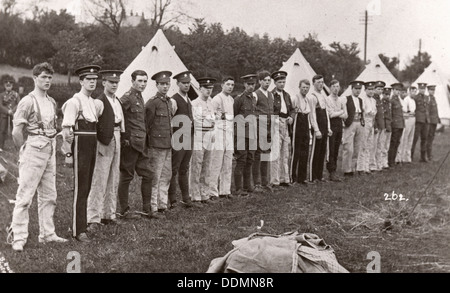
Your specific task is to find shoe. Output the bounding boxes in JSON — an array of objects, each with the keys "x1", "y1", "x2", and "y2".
[
  {"x1": 39, "y1": 235, "x2": 68, "y2": 244},
  {"x1": 207, "y1": 197, "x2": 220, "y2": 203},
  {"x1": 262, "y1": 185, "x2": 273, "y2": 193},
  {"x1": 233, "y1": 189, "x2": 248, "y2": 197},
  {"x1": 188, "y1": 201, "x2": 203, "y2": 208},
  {"x1": 117, "y1": 209, "x2": 141, "y2": 220},
  {"x1": 280, "y1": 182, "x2": 292, "y2": 187},
  {"x1": 101, "y1": 218, "x2": 121, "y2": 225},
  {"x1": 158, "y1": 208, "x2": 168, "y2": 213},
  {"x1": 344, "y1": 172, "x2": 354, "y2": 177},
  {"x1": 357, "y1": 171, "x2": 365, "y2": 175},
  {"x1": 300, "y1": 180, "x2": 314, "y2": 185},
  {"x1": 86, "y1": 222, "x2": 103, "y2": 233},
  {"x1": 75, "y1": 232, "x2": 91, "y2": 243},
  {"x1": 149, "y1": 212, "x2": 165, "y2": 219},
  {"x1": 330, "y1": 173, "x2": 343, "y2": 182},
  {"x1": 170, "y1": 201, "x2": 179, "y2": 209},
  {"x1": 320, "y1": 178, "x2": 328, "y2": 182},
  {"x1": 12, "y1": 241, "x2": 24, "y2": 252}
]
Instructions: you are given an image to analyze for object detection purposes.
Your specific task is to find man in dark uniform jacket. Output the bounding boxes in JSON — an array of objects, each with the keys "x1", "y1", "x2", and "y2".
[
  {"x1": 426, "y1": 85, "x2": 440, "y2": 161},
  {"x1": 168, "y1": 71, "x2": 200, "y2": 208},
  {"x1": 233, "y1": 74, "x2": 258, "y2": 196},
  {"x1": 411, "y1": 82, "x2": 429, "y2": 162},
  {"x1": 380, "y1": 87, "x2": 392, "y2": 169},
  {"x1": 118, "y1": 70, "x2": 152, "y2": 219},
  {"x1": 252, "y1": 70, "x2": 274, "y2": 193},
  {"x1": 387, "y1": 83, "x2": 405, "y2": 167},
  {"x1": 270, "y1": 70, "x2": 294, "y2": 186},
  {"x1": 87, "y1": 70, "x2": 125, "y2": 232},
  {"x1": 0, "y1": 77, "x2": 21, "y2": 151}
]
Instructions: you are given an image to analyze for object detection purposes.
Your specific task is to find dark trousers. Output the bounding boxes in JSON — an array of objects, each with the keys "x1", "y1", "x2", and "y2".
[
  {"x1": 252, "y1": 119, "x2": 270, "y2": 187},
  {"x1": 411, "y1": 122, "x2": 429, "y2": 160},
  {"x1": 426, "y1": 123, "x2": 437, "y2": 159},
  {"x1": 291, "y1": 113, "x2": 310, "y2": 183},
  {"x1": 309, "y1": 108, "x2": 328, "y2": 181},
  {"x1": 326, "y1": 117, "x2": 343, "y2": 174},
  {"x1": 234, "y1": 136, "x2": 256, "y2": 191},
  {"x1": 118, "y1": 145, "x2": 152, "y2": 213},
  {"x1": 388, "y1": 128, "x2": 404, "y2": 166},
  {"x1": 0, "y1": 115, "x2": 11, "y2": 149},
  {"x1": 72, "y1": 121, "x2": 97, "y2": 237},
  {"x1": 168, "y1": 148, "x2": 193, "y2": 204}
]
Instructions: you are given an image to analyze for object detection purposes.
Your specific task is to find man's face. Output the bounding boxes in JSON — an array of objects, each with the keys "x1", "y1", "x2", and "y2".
[
  {"x1": 375, "y1": 87, "x2": 383, "y2": 95},
  {"x1": 330, "y1": 83, "x2": 340, "y2": 95},
  {"x1": 352, "y1": 87, "x2": 362, "y2": 97},
  {"x1": 275, "y1": 79, "x2": 286, "y2": 91},
  {"x1": 428, "y1": 89, "x2": 435, "y2": 96},
  {"x1": 81, "y1": 77, "x2": 97, "y2": 92},
  {"x1": 400, "y1": 90, "x2": 408, "y2": 98},
  {"x1": 200, "y1": 87, "x2": 212, "y2": 97},
  {"x1": 418, "y1": 88, "x2": 426, "y2": 95},
  {"x1": 244, "y1": 82, "x2": 255, "y2": 93},
  {"x1": 313, "y1": 78, "x2": 324, "y2": 92},
  {"x1": 103, "y1": 80, "x2": 118, "y2": 95},
  {"x1": 132, "y1": 75, "x2": 148, "y2": 92},
  {"x1": 178, "y1": 81, "x2": 190, "y2": 94},
  {"x1": 366, "y1": 88, "x2": 374, "y2": 97},
  {"x1": 34, "y1": 71, "x2": 53, "y2": 91},
  {"x1": 300, "y1": 83, "x2": 310, "y2": 96},
  {"x1": 411, "y1": 88, "x2": 418, "y2": 96},
  {"x1": 157, "y1": 82, "x2": 170, "y2": 95},
  {"x1": 383, "y1": 90, "x2": 391, "y2": 97},
  {"x1": 393, "y1": 89, "x2": 400, "y2": 96},
  {"x1": 222, "y1": 79, "x2": 235, "y2": 95},
  {"x1": 4, "y1": 82, "x2": 13, "y2": 91},
  {"x1": 259, "y1": 76, "x2": 271, "y2": 91}
]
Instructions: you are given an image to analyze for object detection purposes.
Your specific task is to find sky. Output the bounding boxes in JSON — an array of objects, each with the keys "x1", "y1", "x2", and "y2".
[{"x1": 14, "y1": 0, "x2": 450, "y2": 77}]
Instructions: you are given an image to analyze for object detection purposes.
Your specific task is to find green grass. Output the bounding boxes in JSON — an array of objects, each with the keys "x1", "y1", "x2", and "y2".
[{"x1": 0, "y1": 131, "x2": 449, "y2": 273}]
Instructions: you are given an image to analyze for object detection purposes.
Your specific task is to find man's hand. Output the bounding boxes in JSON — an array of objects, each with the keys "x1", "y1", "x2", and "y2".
[
  {"x1": 122, "y1": 139, "x2": 130, "y2": 147},
  {"x1": 62, "y1": 127, "x2": 74, "y2": 144},
  {"x1": 328, "y1": 129, "x2": 333, "y2": 137},
  {"x1": 287, "y1": 117, "x2": 293, "y2": 125},
  {"x1": 315, "y1": 130, "x2": 322, "y2": 139},
  {"x1": 8, "y1": 109, "x2": 13, "y2": 116}
]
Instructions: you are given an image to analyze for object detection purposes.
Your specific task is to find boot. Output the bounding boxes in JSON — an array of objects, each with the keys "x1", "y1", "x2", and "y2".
[
  {"x1": 330, "y1": 172, "x2": 343, "y2": 182},
  {"x1": 420, "y1": 152, "x2": 428, "y2": 163}
]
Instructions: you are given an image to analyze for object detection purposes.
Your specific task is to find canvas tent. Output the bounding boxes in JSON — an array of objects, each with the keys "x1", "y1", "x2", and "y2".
[
  {"x1": 413, "y1": 62, "x2": 450, "y2": 126},
  {"x1": 116, "y1": 29, "x2": 200, "y2": 102},
  {"x1": 340, "y1": 54, "x2": 399, "y2": 98},
  {"x1": 268, "y1": 48, "x2": 329, "y2": 96}
]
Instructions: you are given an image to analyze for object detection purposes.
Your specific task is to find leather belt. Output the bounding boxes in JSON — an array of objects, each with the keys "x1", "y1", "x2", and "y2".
[
  {"x1": 28, "y1": 133, "x2": 57, "y2": 139},
  {"x1": 279, "y1": 113, "x2": 289, "y2": 119},
  {"x1": 114, "y1": 122, "x2": 121, "y2": 127}
]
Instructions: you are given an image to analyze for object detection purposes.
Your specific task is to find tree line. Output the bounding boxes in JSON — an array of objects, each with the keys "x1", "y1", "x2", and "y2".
[{"x1": 0, "y1": 7, "x2": 431, "y2": 93}]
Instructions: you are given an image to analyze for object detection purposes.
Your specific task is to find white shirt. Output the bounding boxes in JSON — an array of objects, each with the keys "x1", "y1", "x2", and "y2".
[
  {"x1": 352, "y1": 95, "x2": 362, "y2": 113},
  {"x1": 291, "y1": 93, "x2": 310, "y2": 114},
  {"x1": 106, "y1": 94, "x2": 125, "y2": 131},
  {"x1": 363, "y1": 95, "x2": 377, "y2": 117},
  {"x1": 170, "y1": 92, "x2": 190, "y2": 113},
  {"x1": 276, "y1": 90, "x2": 287, "y2": 114},
  {"x1": 212, "y1": 92, "x2": 234, "y2": 131},
  {"x1": 191, "y1": 96, "x2": 215, "y2": 129},
  {"x1": 402, "y1": 95, "x2": 416, "y2": 116},
  {"x1": 61, "y1": 92, "x2": 104, "y2": 127}
]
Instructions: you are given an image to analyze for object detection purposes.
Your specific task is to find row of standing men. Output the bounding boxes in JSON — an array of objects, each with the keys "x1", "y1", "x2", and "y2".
[{"x1": 7, "y1": 62, "x2": 440, "y2": 251}]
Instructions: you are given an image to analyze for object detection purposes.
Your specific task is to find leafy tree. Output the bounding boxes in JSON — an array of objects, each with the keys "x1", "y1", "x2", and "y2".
[
  {"x1": 400, "y1": 51, "x2": 432, "y2": 83},
  {"x1": 379, "y1": 53, "x2": 400, "y2": 79}
]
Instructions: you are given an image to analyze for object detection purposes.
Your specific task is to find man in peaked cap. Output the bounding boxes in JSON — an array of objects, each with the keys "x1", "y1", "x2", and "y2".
[
  {"x1": 168, "y1": 71, "x2": 201, "y2": 209},
  {"x1": 0, "y1": 76, "x2": 20, "y2": 151},
  {"x1": 190, "y1": 77, "x2": 219, "y2": 204},
  {"x1": 145, "y1": 70, "x2": 174, "y2": 219},
  {"x1": 369, "y1": 81, "x2": 387, "y2": 172},
  {"x1": 233, "y1": 74, "x2": 258, "y2": 196},
  {"x1": 411, "y1": 82, "x2": 429, "y2": 162},
  {"x1": 380, "y1": 85, "x2": 392, "y2": 169},
  {"x1": 387, "y1": 83, "x2": 405, "y2": 167},
  {"x1": 270, "y1": 70, "x2": 295, "y2": 187},
  {"x1": 342, "y1": 80, "x2": 365, "y2": 176},
  {"x1": 210, "y1": 76, "x2": 235, "y2": 199},
  {"x1": 357, "y1": 81, "x2": 377, "y2": 175},
  {"x1": 61, "y1": 64, "x2": 104, "y2": 242},
  {"x1": 426, "y1": 84, "x2": 440, "y2": 161},
  {"x1": 86, "y1": 70, "x2": 125, "y2": 232},
  {"x1": 117, "y1": 69, "x2": 151, "y2": 220},
  {"x1": 396, "y1": 83, "x2": 416, "y2": 164}
]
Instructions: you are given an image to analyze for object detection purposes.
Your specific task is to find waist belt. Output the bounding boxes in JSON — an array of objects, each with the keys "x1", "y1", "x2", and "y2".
[
  {"x1": 353, "y1": 114, "x2": 362, "y2": 122},
  {"x1": 279, "y1": 113, "x2": 289, "y2": 119},
  {"x1": 73, "y1": 130, "x2": 97, "y2": 136},
  {"x1": 114, "y1": 122, "x2": 121, "y2": 127},
  {"x1": 28, "y1": 132, "x2": 57, "y2": 139}
]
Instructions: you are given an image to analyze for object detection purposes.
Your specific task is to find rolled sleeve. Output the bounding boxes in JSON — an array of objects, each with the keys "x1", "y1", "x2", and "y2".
[
  {"x1": 13, "y1": 96, "x2": 33, "y2": 126},
  {"x1": 61, "y1": 99, "x2": 79, "y2": 128}
]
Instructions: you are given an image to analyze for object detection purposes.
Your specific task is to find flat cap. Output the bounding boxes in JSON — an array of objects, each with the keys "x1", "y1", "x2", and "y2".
[
  {"x1": 241, "y1": 74, "x2": 257, "y2": 83},
  {"x1": 427, "y1": 85, "x2": 436, "y2": 90},
  {"x1": 390, "y1": 83, "x2": 404, "y2": 90},
  {"x1": 75, "y1": 64, "x2": 101, "y2": 78},
  {"x1": 364, "y1": 81, "x2": 377, "y2": 89},
  {"x1": 375, "y1": 81, "x2": 386, "y2": 88},
  {"x1": 417, "y1": 82, "x2": 427, "y2": 89},
  {"x1": 151, "y1": 70, "x2": 172, "y2": 83},
  {"x1": 198, "y1": 77, "x2": 216, "y2": 88},
  {"x1": 173, "y1": 71, "x2": 191, "y2": 83},
  {"x1": 100, "y1": 70, "x2": 123, "y2": 82},
  {"x1": 271, "y1": 70, "x2": 288, "y2": 81},
  {"x1": 350, "y1": 80, "x2": 364, "y2": 89}
]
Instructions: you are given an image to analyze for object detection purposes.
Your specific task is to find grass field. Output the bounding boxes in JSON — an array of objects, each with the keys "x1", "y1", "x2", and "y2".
[{"x1": 0, "y1": 129, "x2": 449, "y2": 273}]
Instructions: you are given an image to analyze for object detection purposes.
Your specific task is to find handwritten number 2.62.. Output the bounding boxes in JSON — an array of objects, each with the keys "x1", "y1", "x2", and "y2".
[{"x1": 384, "y1": 191, "x2": 408, "y2": 201}]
